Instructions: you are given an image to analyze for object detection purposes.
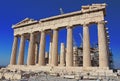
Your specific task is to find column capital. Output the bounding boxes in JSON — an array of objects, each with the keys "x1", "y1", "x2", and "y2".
[
  {"x1": 66, "y1": 25, "x2": 73, "y2": 29},
  {"x1": 20, "y1": 32, "x2": 27, "y2": 35},
  {"x1": 30, "y1": 32, "x2": 35, "y2": 35},
  {"x1": 82, "y1": 22, "x2": 90, "y2": 27},
  {"x1": 29, "y1": 32, "x2": 35, "y2": 38},
  {"x1": 20, "y1": 34, "x2": 25, "y2": 38},
  {"x1": 40, "y1": 29, "x2": 46, "y2": 32},
  {"x1": 21, "y1": 33, "x2": 24, "y2": 36},
  {"x1": 98, "y1": 20, "x2": 107, "y2": 24},
  {"x1": 40, "y1": 30, "x2": 46, "y2": 34},
  {"x1": 13, "y1": 35, "x2": 19, "y2": 37},
  {"x1": 83, "y1": 24, "x2": 89, "y2": 27},
  {"x1": 52, "y1": 28, "x2": 59, "y2": 30}
]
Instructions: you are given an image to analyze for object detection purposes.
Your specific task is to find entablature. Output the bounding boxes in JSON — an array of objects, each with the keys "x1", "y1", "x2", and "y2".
[{"x1": 13, "y1": 3, "x2": 106, "y2": 36}]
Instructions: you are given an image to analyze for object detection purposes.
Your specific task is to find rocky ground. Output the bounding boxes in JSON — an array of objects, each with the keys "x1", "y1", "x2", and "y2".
[
  {"x1": 0, "y1": 68, "x2": 120, "y2": 81},
  {"x1": 0, "y1": 71, "x2": 77, "y2": 81},
  {"x1": 0, "y1": 71, "x2": 120, "y2": 81}
]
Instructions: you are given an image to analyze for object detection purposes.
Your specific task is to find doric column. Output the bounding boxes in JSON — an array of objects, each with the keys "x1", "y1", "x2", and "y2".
[
  {"x1": 51, "y1": 29, "x2": 58, "y2": 66},
  {"x1": 35, "y1": 43, "x2": 39, "y2": 64},
  {"x1": 49, "y1": 42, "x2": 52, "y2": 65},
  {"x1": 45, "y1": 52, "x2": 49, "y2": 58},
  {"x1": 66, "y1": 26, "x2": 73, "y2": 66},
  {"x1": 98, "y1": 21, "x2": 109, "y2": 67},
  {"x1": 18, "y1": 34, "x2": 25, "y2": 65},
  {"x1": 45, "y1": 52, "x2": 49, "y2": 64},
  {"x1": 10, "y1": 36, "x2": 18, "y2": 65},
  {"x1": 27, "y1": 33, "x2": 35, "y2": 65},
  {"x1": 83, "y1": 24, "x2": 91, "y2": 67},
  {"x1": 58, "y1": 55, "x2": 60, "y2": 64},
  {"x1": 49, "y1": 33, "x2": 53, "y2": 65},
  {"x1": 38, "y1": 31, "x2": 46, "y2": 66},
  {"x1": 105, "y1": 27, "x2": 110, "y2": 66},
  {"x1": 60, "y1": 43, "x2": 65, "y2": 66}
]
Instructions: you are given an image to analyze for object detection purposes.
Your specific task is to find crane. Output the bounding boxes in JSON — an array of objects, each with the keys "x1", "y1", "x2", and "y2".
[
  {"x1": 59, "y1": 8, "x2": 64, "y2": 14},
  {"x1": 79, "y1": 33, "x2": 83, "y2": 47},
  {"x1": 73, "y1": 37, "x2": 77, "y2": 47}
]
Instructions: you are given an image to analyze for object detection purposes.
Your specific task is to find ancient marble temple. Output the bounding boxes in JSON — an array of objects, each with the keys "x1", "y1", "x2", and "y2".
[{"x1": 10, "y1": 3, "x2": 110, "y2": 70}]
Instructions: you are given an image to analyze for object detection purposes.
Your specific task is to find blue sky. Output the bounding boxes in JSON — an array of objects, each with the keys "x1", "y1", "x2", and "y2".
[{"x1": 0, "y1": 0, "x2": 120, "y2": 68}]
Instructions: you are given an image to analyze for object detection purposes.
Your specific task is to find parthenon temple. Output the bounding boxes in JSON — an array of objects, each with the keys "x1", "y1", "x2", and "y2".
[{"x1": 8, "y1": 3, "x2": 114, "y2": 76}]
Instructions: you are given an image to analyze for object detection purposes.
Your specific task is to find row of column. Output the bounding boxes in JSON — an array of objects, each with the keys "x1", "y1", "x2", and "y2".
[{"x1": 10, "y1": 20, "x2": 109, "y2": 68}]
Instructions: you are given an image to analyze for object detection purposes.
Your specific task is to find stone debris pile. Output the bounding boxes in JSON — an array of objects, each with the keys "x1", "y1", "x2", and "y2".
[
  {"x1": 0, "y1": 68, "x2": 120, "y2": 81},
  {"x1": 0, "y1": 68, "x2": 38, "y2": 80},
  {"x1": 0, "y1": 68, "x2": 77, "y2": 81}
]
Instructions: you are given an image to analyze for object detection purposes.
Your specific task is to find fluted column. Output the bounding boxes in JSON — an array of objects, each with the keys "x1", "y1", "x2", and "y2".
[
  {"x1": 27, "y1": 33, "x2": 35, "y2": 65},
  {"x1": 105, "y1": 27, "x2": 110, "y2": 67},
  {"x1": 10, "y1": 36, "x2": 18, "y2": 65},
  {"x1": 60, "y1": 43, "x2": 65, "y2": 66},
  {"x1": 45, "y1": 52, "x2": 49, "y2": 59},
  {"x1": 18, "y1": 34, "x2": 25, "y2": 65},
  {"x1": 83, "y1": 24, "x2": 91, "y2": 67},
  {"x1": 45, "y1": 52, "x2": 49, "y2": 64},
  {"x1": 35, "y1": 43, "x2": 39, "y2": 64},
  {"x1": 58, "y1": 55, "x2": 60, "y2": 64},
  {"x1": 66, "y1": 26, "x2": 73, "y2": 66},
  {"x1": 38, "y1": 31, "x2": 46, "y2": 66},
  {"x1": 49, "y1": 42, "x2": 52, "y2": 65},
  {"x1": 49, "y1": 33, "x2": 53, "y2": 65},
  {"x1": 51, "y1": 29, "x2": 58, "y2": 66},
  {"x1": 98, "y1": 21, "x2": 109, "y2": 67}
]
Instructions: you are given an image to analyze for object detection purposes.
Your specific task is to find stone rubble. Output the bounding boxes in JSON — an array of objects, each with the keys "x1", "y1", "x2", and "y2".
[{"x1": 0, "y1": 68, "x2": 120, "y2": 81}]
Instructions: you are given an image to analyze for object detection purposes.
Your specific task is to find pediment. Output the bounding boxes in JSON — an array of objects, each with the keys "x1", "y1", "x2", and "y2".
[{"x1": 13, "y1": 18, "x2": 38, "y2": 28}]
